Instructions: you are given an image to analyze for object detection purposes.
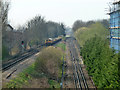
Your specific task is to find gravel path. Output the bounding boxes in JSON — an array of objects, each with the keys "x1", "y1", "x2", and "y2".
[{"x1": 63, "y1": 41, "x2": 75, "y2": 88}]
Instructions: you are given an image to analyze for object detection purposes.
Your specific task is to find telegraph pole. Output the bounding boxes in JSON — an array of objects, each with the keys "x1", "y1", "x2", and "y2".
[{"x1": 0, "y1": 1, "x2": 2, "y2": 89}]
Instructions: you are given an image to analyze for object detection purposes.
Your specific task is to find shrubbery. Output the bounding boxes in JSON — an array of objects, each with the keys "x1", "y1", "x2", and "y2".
[
  {"x1": 34, "y1": 46, "x2": 63, "y2": 80},
  {"x1": 74, "y1": 23, "x2": 109, "y2": 47},
  {"x1": 5, "y1": 46, "x2": 64, "y2": 88},
  {"x1": 74, "y1": 23, "x2": 120, "y2": 88},
  {"x1": 56, "y1": 43, "x2": 66, "y2": 51},
  {"x1": 81, "y1": 36, "x2": 120, "y2": 88}
]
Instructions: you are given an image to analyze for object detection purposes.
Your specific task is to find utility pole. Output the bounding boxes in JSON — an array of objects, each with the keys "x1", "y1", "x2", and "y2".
[
  {"x1": 0, "y1": 1, "x2": 2, "y2": 90},
  {"x1": 0, "y1": 1, "x2": 2, "y2": 61}
]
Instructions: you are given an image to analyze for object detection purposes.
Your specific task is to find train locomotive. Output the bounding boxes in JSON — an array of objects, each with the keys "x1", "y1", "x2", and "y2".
[{"x1": 45, "y1": 36, "x2": 62, "y2": 46}]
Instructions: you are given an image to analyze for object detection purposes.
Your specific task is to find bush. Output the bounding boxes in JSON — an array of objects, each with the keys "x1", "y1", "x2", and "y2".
[
  {"x1": 34, "y1": 46, "x2": 63, "y2": 80},
  {"x1": 74, "y1": 23, "x2": 109, "y2": 47},
  {"x1": 81, "y1": 36, "x2": 120, "y2": 88},
  {"x1": 74, "y1": 23, "x2": 120, "y2": 88}
]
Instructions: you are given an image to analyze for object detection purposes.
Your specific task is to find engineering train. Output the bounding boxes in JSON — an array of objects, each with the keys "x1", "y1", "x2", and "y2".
[{"x1": 45, "y1": 36, "x2": 63, "y2": 46}]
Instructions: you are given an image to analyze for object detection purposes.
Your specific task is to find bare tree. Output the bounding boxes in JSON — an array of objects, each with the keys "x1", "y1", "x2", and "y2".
[
  {"x1": 2, "y1": 1, "x2": 9, "y2": 41},
  {"x1": 72, "y1": 19, "x2": 109, "y2": 32},
  {"x1": 72, "y1": 20, "x2": 86, "y2": 32},
  {"x1": 2, "y1": 1, "x2": 9, "y2": 32},
  {"x1": 22, "y1": 16, "x2": 66, "y2": 47}
]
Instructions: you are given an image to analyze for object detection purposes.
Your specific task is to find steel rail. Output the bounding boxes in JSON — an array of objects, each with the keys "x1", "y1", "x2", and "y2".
[
  {"x1": 78, "y1": 63, "x2": 88, "y2": 89},
  {"x1": 69, "y1": 44, "x2": 77, "y2": 88},
  {"x1": 74, "y1": 38, "x2": 88, "y2": 89},
  {"x1": 74, "y1": 63, "x2": 82, "y2": 89},
  {"x1": 68, "y1": 37, "x2": 89, "y2": 89},
  {"x1": 2, "y1": 50, "x2": 38, "y2": 71},
  {"x1": 2, "y1": 39, "x2": 62, "y2": 72},
  {"x1": 71, "y1": 56, "x2": 77, "y2": 88},
  {"x1": 69, "y1": 40, "x2": 82, "y2": 89}
]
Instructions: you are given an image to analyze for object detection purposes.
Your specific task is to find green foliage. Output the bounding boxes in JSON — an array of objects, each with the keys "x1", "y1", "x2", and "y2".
[
  {"x1": 2, "y1": 45, "x2": 9, "y2": 60},
  {"x1": 48, "y1": 80, "x2": 60, "y2": 88},
  {"x1": 74, "y1": 23, "x2": 109, "y2": 47},
  {"x1": 34, "y1": 46, "x2": 63, "y2": 80},
  {"x1": 72, "y1": 19, "x2": 109, "y2": 32},
  {"x1": 5, "y1": 47, "x2": 63, "y2": 88},
  {"x1": 62, "y1": 36, "x2": 66, "y2": 41},
  {"x1": 6, "y1": 64, "x2": 34, "y2": 88},
  {"x1": 5, "y1": 63, "x2": 53, "y2": 88},
  {"x1": 5, "y1": 64, "x2": 47, "y2": 88},
  {"x1": 81, "y1": 36, "x2": 120, "y2": 88},
  {"x1": 75, "y1": 22, "x2": 119, "y2": 88},
  {"x1": 56, "y1": 43, "x2": 66, "y2": 51}
]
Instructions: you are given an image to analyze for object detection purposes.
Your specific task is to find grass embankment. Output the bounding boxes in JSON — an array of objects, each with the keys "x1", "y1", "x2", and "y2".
[
  {"x1": 56, "y1": 42, "x2": 66, "y2": 77},
  {"x1": 56, "y1": 43, "x2": 66, "y2": 51},
  {"x1": 5, "y1": 45, "x2": 65, "y2": 88},
  {"x1": 74, "y1": 23, "x2": 120, "y2": 88},
  {"x1": 5, "y1": 64, "x2": 34, "y2": 88}
]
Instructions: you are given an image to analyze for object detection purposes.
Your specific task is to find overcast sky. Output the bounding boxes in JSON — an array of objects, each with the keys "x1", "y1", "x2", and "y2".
[{"x1": 8, "y1": 0, "x2": 112, "y2": 28}]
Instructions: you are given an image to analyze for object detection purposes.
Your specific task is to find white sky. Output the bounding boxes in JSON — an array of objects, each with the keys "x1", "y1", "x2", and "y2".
[{"x1": 8, "y1": 0, "x2": 112, "y2": 28}]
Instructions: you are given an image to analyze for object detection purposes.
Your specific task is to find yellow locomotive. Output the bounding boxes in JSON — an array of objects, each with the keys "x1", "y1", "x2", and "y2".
[
  {"x1": 45, "y1": 36, "x2": 62, "y2": 46},
  {"x1": 45, "y1": 38, "x2": 53, "y2": 46}
]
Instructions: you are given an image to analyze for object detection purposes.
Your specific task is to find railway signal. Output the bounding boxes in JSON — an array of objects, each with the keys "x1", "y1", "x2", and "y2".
[
  {"x1": 21, "y1": 41, "x2": 24, "y2": 45},
  {"x1": 21, "y1": 41, "x2": 24, "y2": 49}
]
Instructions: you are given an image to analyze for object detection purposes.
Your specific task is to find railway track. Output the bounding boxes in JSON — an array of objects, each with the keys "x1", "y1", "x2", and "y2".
[
  {"x1": 67, "y1": 37, "x2": 89, "y2": 89},
  {"x1": 2, "y1": 49, "x2": 39, "y2": 72},
  {"x1": 2, "y1": 40, "x2": 62, "y2": 72}
]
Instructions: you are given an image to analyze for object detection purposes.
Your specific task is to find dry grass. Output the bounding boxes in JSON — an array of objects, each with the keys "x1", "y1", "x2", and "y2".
[
  {"x1": 22, "y1": 78, "x2": 50, "y2": 88},
  {"x1": 11, "y1": 45, "x2": 19, "y2": 55}
]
